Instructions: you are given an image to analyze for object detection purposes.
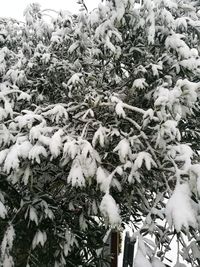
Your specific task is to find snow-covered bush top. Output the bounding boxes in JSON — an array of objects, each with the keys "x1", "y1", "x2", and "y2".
[{"x1": 0, "y1": 0, "x2": 200, "y2": 266}]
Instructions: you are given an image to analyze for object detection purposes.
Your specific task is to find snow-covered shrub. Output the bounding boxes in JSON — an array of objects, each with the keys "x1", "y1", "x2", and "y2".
[{"x1": 1, "y1": 0, "x2": 200, "y2": 266}]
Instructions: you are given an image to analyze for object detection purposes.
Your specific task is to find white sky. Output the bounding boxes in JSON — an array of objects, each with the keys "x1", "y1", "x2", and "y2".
[{"x1": 0, "y1": 0, "x2": 100, "y2": 20}]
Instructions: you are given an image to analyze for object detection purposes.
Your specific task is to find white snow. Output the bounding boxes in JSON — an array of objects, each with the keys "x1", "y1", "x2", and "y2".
[
  {"x1": 22, "y1": 166, "x2": 31, "y2": 185},
  {"x1": 0, "y1": 149, "x2": 9, "y2": 165},
  {"x1": 79, "y1": 153, "x2": 97, "y2": 178},
  {"x1": 115, "y1": 102, "x2": 126, "y2": 118},
  {"x1": 67, "y1": 158, "x2": 85, "y2": 187},
  {"x1": 132, "y1": 78, "x2": 148, "y2": 90},
  {"x1": 0, "y1": 202, "x2": 7, "y2": 219},
  {"x1": 152, "y1": 258, "x2": 166, "y2": 267},
  {"x1": 92, "y1": 126, "x2": 108, "y2": 147},
  {"x1": 166, "y1": 183, "x2": 196, "y2": 232},
  {"x1": 113, "y1": 139, "x2": 131, "y2": 163},
  {"x1": 64, "y1": 229, "x2": 78, "y2": 257},
  {"x1": 0, "y1": 125, "x2": 12, "y2": 147},
  {"x1": 32, "y1": 230, "x2": 47, "y2": 249},
  {"x1": 167, "y1": 144, "x2": 193, "y2": 171},
  {"x1": 100, "y1": 193, "x2": 121, "y2": 226},
  {"x1": 42, "y1": 105, "x2": 68, "y2": 123},
  {"x1": 160, "y1": 120, "x2": 181, "y2": 141},
  {"x1": 63, "y1": 138, "x2": 78, "y2": 161},
  {"x1": 14, "y1": 113, "x2": 43, "y2": 129},
  {"x1": 1, "y1": 225, "x2": 15, "y2": 255},
  {"x1": 18, "y1": 141, "x2": 33, "y2": 159},
  {"x1": 175, "y1": 18, "x2": 187, "y2": 31},
  {"x1": 49, "y1": 129, "x2": 63, "y2": 159},
  {"x1": 165, "y1": 32, "x2": 192, "y2": 59},
  {"x1": 67, "y1": 73, "x2": 82, "y2": 86},
  {"x1": 134, "y1": 249, "x2": 152, "y2": 267},
  {"x1": 134, "y1": 151, "x2": 157, "y2": 171},
  {"x1": 28, "y1": 144, "x2": 48, "y2": 164},
  {"x1": 17, "y1": 91, "x2": 31, "y2": 101},
  {"x1": 96, "y1": 166, "x2": 111, "y2": 193},
  {"x1": 4, "y1": 145, "x2": 20, "y2": 173},
  {"x1": 189, "y1": 164, "x2": 200, "y2": 196},
  {"x1": 29, "y1": 207, "x2": 38, "y2": 225}
]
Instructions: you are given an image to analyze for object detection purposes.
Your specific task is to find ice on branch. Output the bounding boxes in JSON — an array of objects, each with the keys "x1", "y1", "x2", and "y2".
[{"x1": 166, "y1": 183, "x2": 196, "y2": 232}]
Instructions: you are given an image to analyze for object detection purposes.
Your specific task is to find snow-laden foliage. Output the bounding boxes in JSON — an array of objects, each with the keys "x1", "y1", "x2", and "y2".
[
  {"x1": 166, "y1": 183, "x2": 197, "y2": 232},
  {"x1": 0, "y1": 0, "x2": 200, "y2": 266}
]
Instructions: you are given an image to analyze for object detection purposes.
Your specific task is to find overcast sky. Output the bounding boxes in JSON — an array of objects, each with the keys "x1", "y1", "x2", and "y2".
[{"x1": 0, "y1": 0, "x2": 100, "y2": 20}]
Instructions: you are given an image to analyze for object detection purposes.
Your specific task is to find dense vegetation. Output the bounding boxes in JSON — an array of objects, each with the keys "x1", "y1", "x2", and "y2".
[{"x1": 0, "y1": 0, "x2": 200, "y2": 266}]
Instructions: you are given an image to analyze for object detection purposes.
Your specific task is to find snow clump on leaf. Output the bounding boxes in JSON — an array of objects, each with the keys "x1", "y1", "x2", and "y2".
[
  {"x1": 100, "y1": 193, "x2": 121, "y2": 226},
  {"x1": 166, "y1": 183, "x2": 196, "y2": 232}
]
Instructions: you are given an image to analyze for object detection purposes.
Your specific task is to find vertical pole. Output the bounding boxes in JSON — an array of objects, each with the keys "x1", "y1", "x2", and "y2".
[
  {"x1": 128, "y1": 237, "x2": 136, "y2": 266},
  {"x1": 111, "y1": 231, "x2": 119, "y2": 267},
  {"x1": 122, "y1": 232, "x2": 136, "y2": 267},
  {"x1": 123, "y1": 232, "x2": 130, "y2": 267}
]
